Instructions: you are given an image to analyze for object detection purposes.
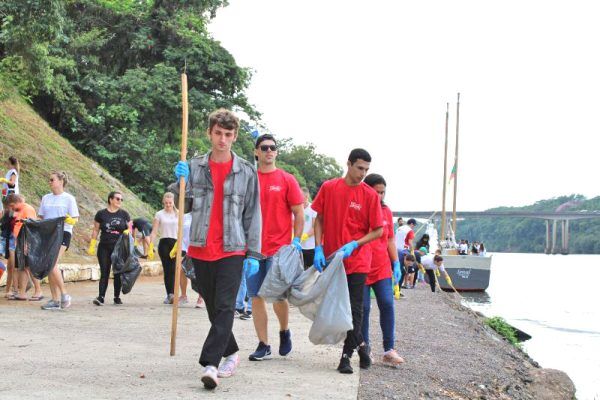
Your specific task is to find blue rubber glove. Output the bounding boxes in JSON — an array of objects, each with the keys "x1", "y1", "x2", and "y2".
[
  {"x1": 313, "y1": 245, "x2": 325, "y2": 272},
  {"x1": 174, "y1": 161, "x2": 189, "y2": 182},
  {"x1": 244, "y1": 257, "x2": 260, "y2": 278},
  {"x1": 392, "y1": 260, "x2": 401, "y2": 285},
  {"x1": 292, "y1": 237, "x2": 302, "y2": 251},
  {"x1": 340, "y1": 241, "x2": 359, "y2": 258}
]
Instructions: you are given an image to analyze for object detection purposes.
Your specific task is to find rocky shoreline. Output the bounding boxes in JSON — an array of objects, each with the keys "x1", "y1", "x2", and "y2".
[{"x1": 358, "y1": 285, "x2": 576, "y2": 400}]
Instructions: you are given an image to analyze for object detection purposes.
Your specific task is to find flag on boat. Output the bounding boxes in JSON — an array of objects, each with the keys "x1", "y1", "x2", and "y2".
[{"x1": 449, "y1": 163, "x2": 457, "y2": 183}]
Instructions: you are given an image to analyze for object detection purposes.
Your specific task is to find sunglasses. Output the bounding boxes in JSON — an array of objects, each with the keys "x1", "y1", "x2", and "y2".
[
  {"x1": 259, "y1": 144, "x2": 277, "y2": 152},
  {"x1": 113, "y1": 197, "x2": 124, "y2": 202}
]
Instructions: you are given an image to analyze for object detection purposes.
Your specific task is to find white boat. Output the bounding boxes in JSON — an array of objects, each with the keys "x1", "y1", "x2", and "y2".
[{"x1": 438, "y1": 252, "x2": 492, "y2": 292}]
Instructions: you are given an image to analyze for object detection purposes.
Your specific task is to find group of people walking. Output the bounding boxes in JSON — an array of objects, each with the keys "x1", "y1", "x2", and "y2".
[{"x1": 2, "y1": 107, "x2": 447, "y2": 391}]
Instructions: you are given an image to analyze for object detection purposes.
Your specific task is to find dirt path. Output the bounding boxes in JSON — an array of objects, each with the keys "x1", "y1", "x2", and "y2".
[{"x1": 2, "y1": 277, "x2": 359, "y2": 400}]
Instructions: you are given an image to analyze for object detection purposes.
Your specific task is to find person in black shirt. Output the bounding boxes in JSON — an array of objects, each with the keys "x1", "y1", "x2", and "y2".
[
  {"x1": 132, "y1": 217, "x2": 154, "y2": 259},
  {"x1": 88, "y1": 191, "x2": 130, "y2": 305}
]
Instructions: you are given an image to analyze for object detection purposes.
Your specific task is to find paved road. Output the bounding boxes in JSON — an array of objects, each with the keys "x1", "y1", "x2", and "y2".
[{"x1": 2, "y1": 277, "x2": 359, "y2": 400}]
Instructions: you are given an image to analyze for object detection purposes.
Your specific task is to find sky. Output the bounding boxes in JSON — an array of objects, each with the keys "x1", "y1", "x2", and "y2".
[{"x1": 209, "y1": 0, "x2": 600, "y2": 211}]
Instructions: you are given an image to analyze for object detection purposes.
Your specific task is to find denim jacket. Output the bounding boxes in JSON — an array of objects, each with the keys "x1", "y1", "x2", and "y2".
[{"x1": 169, "y1": 151, "x2": 262, "y2": 259}]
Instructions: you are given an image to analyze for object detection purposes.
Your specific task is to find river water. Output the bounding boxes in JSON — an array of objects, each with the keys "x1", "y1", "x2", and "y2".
[{"x1": 461, "y1": 253, "x2": 600, "y2": 400}]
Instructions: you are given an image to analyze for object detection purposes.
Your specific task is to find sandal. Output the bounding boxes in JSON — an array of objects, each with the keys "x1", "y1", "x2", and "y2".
[
  {"x1": 14, "y1": 296, "x2": 28, "y2": 301},
  {"x1": 29, "y1": 295, "x2": 44, "y2": 301}
]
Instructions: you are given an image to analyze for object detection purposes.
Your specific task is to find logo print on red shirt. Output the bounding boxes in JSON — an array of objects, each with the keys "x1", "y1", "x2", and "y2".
[
  {"x1": 269, "y1": 185, "x2": 282, "y2": 192},
  {"x1": 349, "y1": 201, "x2": 362, "y2": 211}
]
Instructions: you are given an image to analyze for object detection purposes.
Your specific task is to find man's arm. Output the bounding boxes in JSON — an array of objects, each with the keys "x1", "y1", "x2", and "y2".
[
  {"x1": 291, "y1": 204, "x2": 304, "y2": 239},
  {"x1": 314, "y1": 214, "x2": 323, "y2": 246},
  {"x1": 243, "y1": 169, "x2": 262, "y2": 259},
  {"x1": 356, "y1": 227, "x2": 383, "y2": 247}
]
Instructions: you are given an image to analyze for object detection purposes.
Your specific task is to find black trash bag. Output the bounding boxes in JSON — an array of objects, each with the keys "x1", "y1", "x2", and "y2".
[
  {"x1": 111, "y1": 234, "x2": 142, "y2": 294},
  {"x1": 16, "y1": 217, "x2": 65, "y2": 280},
  {"x1": 182, "y1": 255, "x2": 200, "y2": 294}
]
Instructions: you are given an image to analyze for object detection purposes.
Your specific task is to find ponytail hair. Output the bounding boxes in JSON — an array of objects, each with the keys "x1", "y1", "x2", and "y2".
[{"x1": 8, "y1": 156, "x2": 19, "y2": 173}]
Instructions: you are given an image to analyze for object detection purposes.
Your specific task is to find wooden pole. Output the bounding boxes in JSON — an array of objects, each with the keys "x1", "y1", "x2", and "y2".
[
  {"x1": 451, "y1": 93, "x2": 460, "y2": 236},
  {"x1": 170, "y1": 72, "x2": 189, "y2": 356},
  {"x1": 441, "y1": 103, "x2": 449, "y2": 246}
]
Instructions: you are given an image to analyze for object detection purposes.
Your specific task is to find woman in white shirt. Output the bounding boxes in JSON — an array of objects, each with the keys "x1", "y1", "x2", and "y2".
[
  {"x1": 38, "y1": 171, "x2": 79, "y2": 310},
  {"x1": 150, "y1": 192, "x2": 179, "y2": 304},
  {"x1": 1, "y1": 156, "x2": 20, "y2": 197}
]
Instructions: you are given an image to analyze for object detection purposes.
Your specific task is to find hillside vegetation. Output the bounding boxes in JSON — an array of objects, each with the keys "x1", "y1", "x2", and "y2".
[
  {"x1": 456, "y1": 195, "x2": 600, "y2": 254},
  {"x1": 0, "y1": 84, "x2": 154, "y2": 258}
]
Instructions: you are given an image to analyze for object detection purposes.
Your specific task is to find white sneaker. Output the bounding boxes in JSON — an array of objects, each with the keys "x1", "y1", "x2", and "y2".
[
  {"x1": 201, "y1": 366, "x2": 219, "y2": 389},
  {"x1": 217, "y1": 353, "x2": 240, "y2": 378},
  {"x1": 382, "y1": 349, "x2": 405, "y2": 368}
]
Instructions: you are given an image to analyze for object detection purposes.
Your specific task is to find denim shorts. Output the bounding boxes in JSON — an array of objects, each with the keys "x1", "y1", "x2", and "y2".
[
  {"x1": 0, "y1": 234, "x2": 15, "y2": 257},
  {"x1": 246, "y1": 257, "x2": 273, "y2": 298}
]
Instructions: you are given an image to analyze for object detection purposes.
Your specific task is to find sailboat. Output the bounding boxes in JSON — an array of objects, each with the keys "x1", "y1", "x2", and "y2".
[{"x1": 437, "y1": 93, "x2": 492, "y2": 292}]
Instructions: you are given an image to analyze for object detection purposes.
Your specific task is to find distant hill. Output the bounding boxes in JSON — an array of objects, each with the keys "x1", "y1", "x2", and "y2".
[
  {"x1": 0, "y1": 84, "x2": 154, "y2": 259},
  {"x1": 456, "y1": 195, "x2": 600, "y2": 254}
]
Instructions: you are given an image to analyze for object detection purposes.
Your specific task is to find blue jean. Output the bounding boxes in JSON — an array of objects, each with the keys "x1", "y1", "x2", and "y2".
[
  {"x1": 235, "y1": 272, "x2": 252, "y2": 312},
  {"x1": 362, "y1": 278, "x2": 396, "y2": 352},
  {"x1": 246, "y1": 257, "x2": 273, "y2": 298}
]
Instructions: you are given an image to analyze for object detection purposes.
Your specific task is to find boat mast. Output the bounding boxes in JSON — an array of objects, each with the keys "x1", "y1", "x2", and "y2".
[
  {"x1": 441, "y1": 102, "x2": 449, "y2": 246},
  {"x1": 451, "y1": 92, "x2": 460, "y2": 236}
]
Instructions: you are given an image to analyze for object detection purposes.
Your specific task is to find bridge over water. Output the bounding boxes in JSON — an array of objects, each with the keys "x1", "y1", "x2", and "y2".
[{"x1": 392, "y1": 211, "x2": 600, "y2": 254}]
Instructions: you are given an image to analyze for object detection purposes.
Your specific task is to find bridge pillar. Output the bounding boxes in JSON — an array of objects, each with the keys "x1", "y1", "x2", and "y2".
[
  {"x1": 561, "y1": 220, "x2": 570, "y2": 255},
  {"x1": 545, "y1": 220, "x2": 551, "y2": 254},
  {"x1": 551, "y1": 220, "x2": 558, "y2": 254}
]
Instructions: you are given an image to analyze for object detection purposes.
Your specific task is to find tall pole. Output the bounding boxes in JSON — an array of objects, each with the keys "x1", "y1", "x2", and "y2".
[
  {"x1": 451, "y1": 93, "x2": 460, "y2": 236},
  {"x1": 170, "y1": 71, "x2": 189, "y2": 356},
  {"x1": 441, "y1": 103, "x2": 449, "y2": 246}
]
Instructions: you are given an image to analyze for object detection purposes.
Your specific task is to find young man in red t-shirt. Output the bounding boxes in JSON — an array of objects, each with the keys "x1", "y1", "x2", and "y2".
[
  {"x1": 173, "y1": 109, "x2": 262, "y2": 390},
  {"x1": 312, "y1": 148, "x2": 383, "y2": 374},
  {"x1": 247, "y1": 134, "x2": 304, "y2": 361}
]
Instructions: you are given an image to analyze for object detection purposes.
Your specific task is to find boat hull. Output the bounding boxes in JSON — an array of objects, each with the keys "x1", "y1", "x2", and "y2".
[{"x1": 437, "y1": 254, "x2": 492, "y2": 292}]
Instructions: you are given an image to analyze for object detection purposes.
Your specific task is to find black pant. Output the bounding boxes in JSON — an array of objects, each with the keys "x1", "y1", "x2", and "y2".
[
  {"x1": 425, "y1": 269, "x2": 436, "y2": 292},
  {"x1": 158, "y1": 238, "x2": 177, "y2": 295},
  {"x1": 192, "y1": 256, "x2": 244, "y2": 367},
  {"x1": 302, "y1": 249, "x2": 315, "y2": 270},
  {"x1": 343, "y1": 273, "x2": 367, "y2": 356},
  {"x1": 98, "y1": 242, "x2": 121, "y2": 299}
]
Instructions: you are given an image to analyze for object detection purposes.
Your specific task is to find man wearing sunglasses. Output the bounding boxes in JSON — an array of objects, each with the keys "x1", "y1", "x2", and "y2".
[
  {"x1": 172, "y1": 108, "x2": 262, "y2": 390},
  {"x1": 247, "y1": 134, "x2": 304, "y2": 362}
]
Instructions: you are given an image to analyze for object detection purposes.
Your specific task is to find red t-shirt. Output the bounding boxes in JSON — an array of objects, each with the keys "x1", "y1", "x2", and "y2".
[
  {"x1": 311, "y1": 178, "x2": 383, "y2": 275},
  {"x1": 367, "y1": 205, "x2": 394, "y2": 285},
  {"x1": 258, "y1": 168, "x2": 304, "y2": 257},
  {"x1": 405, "y1": 229, "x2": 415, "y2": 248},
  {"x1": 187, "y1": 158, "x2": 246, "y2": 261}
]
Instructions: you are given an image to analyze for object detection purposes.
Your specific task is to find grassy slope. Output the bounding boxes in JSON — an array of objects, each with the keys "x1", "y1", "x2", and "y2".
[{"x1": 0, "y1": 86, "x2": 155, "y2": 260}]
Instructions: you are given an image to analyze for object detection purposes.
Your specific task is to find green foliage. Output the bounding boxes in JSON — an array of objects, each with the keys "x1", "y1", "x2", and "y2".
[
  {"x1": 456, "y1": 194, "x2": 600, "y2": 254},
  {"x1": 0, "y1": 0, "x2": 342, "y2": 207},
  {"x1": 485, "y1": 316, "x2": 522, "y2": 350},
  {"x1": 278, "y1": 142, "x2": 344, "y2": 196}
]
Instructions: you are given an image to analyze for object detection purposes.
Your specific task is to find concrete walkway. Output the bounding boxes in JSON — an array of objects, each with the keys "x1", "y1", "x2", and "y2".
[{"x1": 1, "y1": 277, "x2": 359, "y2": 400}]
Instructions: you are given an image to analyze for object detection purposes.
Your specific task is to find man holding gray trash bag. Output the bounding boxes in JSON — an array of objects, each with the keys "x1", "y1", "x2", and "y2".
[
  {"x1": 312, "y1": 148, "x2": 383, "y2": 374},
  {"x1": 246, "y1": 134, "x2": 304, "y2": 362}
]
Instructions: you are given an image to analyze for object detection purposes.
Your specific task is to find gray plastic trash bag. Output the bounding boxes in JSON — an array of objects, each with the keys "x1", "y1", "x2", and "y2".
[
  {"x1": 258, "y1": 245, "x2": 353, "y2": 345},
  {"x1": 111, "y1": 234, "x2": 142, "y2": 294},
  {"x1": 15, "y1": 217, "x2": 65, "y2": 280}
]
